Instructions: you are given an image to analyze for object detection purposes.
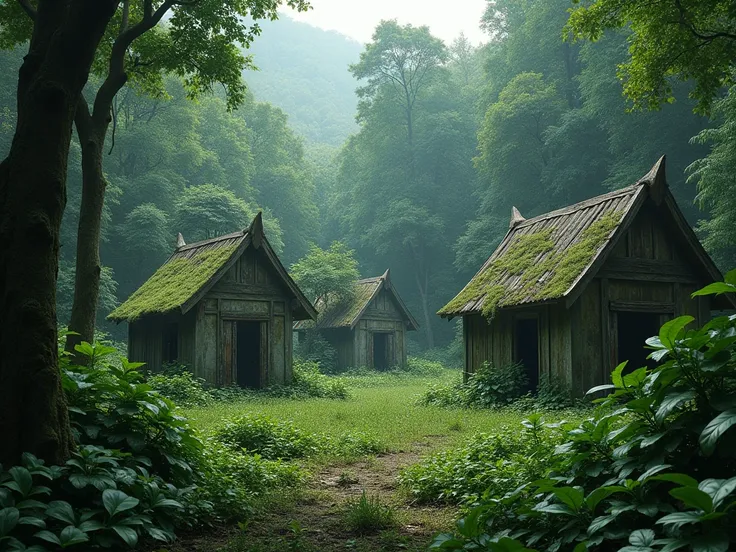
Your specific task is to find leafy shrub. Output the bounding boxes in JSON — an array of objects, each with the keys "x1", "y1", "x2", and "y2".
[
  {"x1": 215, "y1": 415, "x2": 322, "y2": 460},
  {"x1": 287, "y1": 360, "x2": 350, "y2": 399},
  {"x1": 404, "y1": 357, "x2": 447, "y2": 376},
  {"x1": 433, "y1": 276, "x2": 736, "y2": 551},
  {"x1": 343, "y1": 491, "x2": 395, "y2": 535},
  {"x1": 214, "y1": 414, "x2": 384, "y2": 460},
  {"x1": 419, "y1": 362, "x2": 528, "y2": 408},
  {"x1": 399, "y1": 415, "x2": 559, "y2": 504},
  {"x1": 295, "y1": 330, "x2": 339, "y2": 373},
  {"x1": 147, "y1": 369, "x2": 213, "y2": 408}
]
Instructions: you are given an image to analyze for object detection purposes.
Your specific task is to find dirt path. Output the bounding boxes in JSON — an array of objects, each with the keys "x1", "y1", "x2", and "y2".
[{"x1": 226, "y1": 447, "x2": 454, "y2": 552}]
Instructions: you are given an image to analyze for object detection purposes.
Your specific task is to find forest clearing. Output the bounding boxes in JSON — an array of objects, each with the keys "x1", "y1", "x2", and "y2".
[{"x1": 1, "y1": 0, "x2": 736, "y2": 551}]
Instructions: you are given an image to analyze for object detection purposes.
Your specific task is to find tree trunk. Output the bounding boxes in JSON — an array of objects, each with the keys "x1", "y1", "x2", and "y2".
[
  {"x1": 0, "y1": 0, "x2": 118, "y2": 468},
  {"x1": 65, "y1": 101, "x2": 108, "y2": 354},
  {"x1": 415, "y1": 270, "x2": 435, "y2": 349}
]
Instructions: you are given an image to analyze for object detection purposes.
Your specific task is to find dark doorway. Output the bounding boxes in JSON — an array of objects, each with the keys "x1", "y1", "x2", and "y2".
[
  {"x1": 236, "y1": 321, "x2": 261, "y2": 388},
  {"x1": 373, "y1": 333, "x2": 389, "y2": 371},
  {"x1": 162, "y1": 323, "x2": 178, "y2": 364},
  {"x1": 514, "y1": 318, "x2": 539, "y2": 392},
  {"x1": 617, "y1": 312, "x2": 662, "y2": 373}
]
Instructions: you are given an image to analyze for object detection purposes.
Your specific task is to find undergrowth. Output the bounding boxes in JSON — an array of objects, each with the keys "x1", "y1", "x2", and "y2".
[
  {"x1": 343, "y1": 491, "x2": 395, "y2": 535},
  {"x1": 214, "y1": 414, "x2": 385, "y2": 460}
]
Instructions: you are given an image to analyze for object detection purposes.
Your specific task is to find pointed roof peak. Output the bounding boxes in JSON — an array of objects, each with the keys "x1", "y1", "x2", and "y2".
[
  {"x1": 510, "y1": 206, "x2": 526, "y2": 228},
  {"x1": 638, "y1": 155, "x2": 667, "y2": 205},
  {"x1": 176, "y1": 232, "x2": 186, "y2": 248},
  {"x1": 249, "y1": 211, "x2": 264, "y2": 249},
  {"x1": 382, "y1": 268, "x2": 391, "y2": 282}
]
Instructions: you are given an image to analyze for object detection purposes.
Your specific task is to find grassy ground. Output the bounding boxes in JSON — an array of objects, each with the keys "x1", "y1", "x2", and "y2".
[
  {"x1": 178, "y1": 371, "x2": 539, "y2": 551},
  {"x1": 185, "y1": 372, "x2": 529, "y2": 452}
]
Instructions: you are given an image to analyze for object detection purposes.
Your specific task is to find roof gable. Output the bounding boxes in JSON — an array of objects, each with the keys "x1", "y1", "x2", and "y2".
[
  {"x1": 294, "y1": 269, "x2": 419, "y2": 331},
  {"x1": 109, "y1": 213, "x2": 317, "y2": 322},
  {"x1": 439, "y1": 156, "x2": 727, "y2": 318}
]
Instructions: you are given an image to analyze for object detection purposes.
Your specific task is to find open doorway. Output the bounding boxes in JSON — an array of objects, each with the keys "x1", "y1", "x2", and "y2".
[
  {"x1": 162, "y1": 323, "x2": 178, "y2": 364},
  {"x1": 514, "y1": 318, "x2": 539, "y2": 392},
  {"x1": 617, "y1": 312, "x2": 661, "y2": 373},
  {"x1": 373, "y1": 333, "x2": 389, "y2": 371},
  {"x1": 236, "y1": 321, "x2": 261, "y2": 388}
]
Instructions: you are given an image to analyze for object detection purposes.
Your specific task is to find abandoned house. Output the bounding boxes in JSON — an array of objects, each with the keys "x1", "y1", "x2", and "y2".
[
  {"x1": 294, "y1": 270, "x2": 419, "y2": 371},
  {"x1": 438, "y1": 156, "x2": 734, "y2": 396},
  {"x1": 108, "y1": 213, "x2": 317, "y2": 388}
]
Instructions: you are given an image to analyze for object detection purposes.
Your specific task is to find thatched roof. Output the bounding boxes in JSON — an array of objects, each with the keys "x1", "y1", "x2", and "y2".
[
  {"x1": 439, "y1": 156, "x2": 727, "y2": 318},
  {"x1": 109, "y1": 213, "x2": 317, "y2": 322},
  {"x1": 294, "y1": 269, "x2": 419, "y2": 331}
]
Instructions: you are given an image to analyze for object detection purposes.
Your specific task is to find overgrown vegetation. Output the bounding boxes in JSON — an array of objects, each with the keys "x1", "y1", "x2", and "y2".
[
  {"x1": 214, "y1": 414, "x2": 384, "y2": 460},
  {"x1": 400, "y1": 415, "x2": 558, "y2": 505},
  {"x1": 0, "y1": 342, "x2": 304, "y2": 551},
  {"x1": 432, "y1": 277, "x2": 736, "y2": 551},
  {"x1": 439, "y1": 213, "x2": 623, "y2": 318},
  {"x1": 343, "y1": 491, "x2": 395, "y2": 535}
]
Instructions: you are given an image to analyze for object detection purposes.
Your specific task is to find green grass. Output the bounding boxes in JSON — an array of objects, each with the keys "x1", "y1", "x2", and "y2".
[{"x1": 184, "y1": 372, "x2": 531, "y2": 451}]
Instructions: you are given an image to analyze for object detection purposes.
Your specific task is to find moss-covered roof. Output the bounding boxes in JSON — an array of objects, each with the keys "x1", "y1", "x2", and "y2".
[
  {"x1": 294, "y1": 270, "x2": 419, "y2": 331},
  {"x1": 108, "y1": 232, "x2": 245, "y2": 322},
  {"x1": 439, "y1": 183, "x2": 643, "y2": 318}
]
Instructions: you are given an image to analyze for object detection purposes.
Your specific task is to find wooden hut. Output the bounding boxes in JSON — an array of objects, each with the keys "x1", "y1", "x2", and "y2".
[
  {"x1": 108, "y1": 213, "x2": 317, "y2": 388},
  {"x1": 438, "y1": 157, "x2": 734, "y2": 396},
  {"x1": 294, "y1": 270, "x2": 419, "y2": 371}
]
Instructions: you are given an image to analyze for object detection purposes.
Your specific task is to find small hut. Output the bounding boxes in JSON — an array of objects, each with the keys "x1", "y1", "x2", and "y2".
[
  {"x1": 438, "y1": 157, "x2": 734, "y2": 396},
  {"x1": 108, "y1": 214, "x2": 317, "y2": 388},
  {"x1": 294, "y1": 270, "x2": 419, "y2": 371}
]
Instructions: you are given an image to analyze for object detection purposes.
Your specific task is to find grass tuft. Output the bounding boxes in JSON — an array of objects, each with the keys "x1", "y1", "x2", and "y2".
[{"x1": 343, "y1": 491, "x2": 395, "y2": 535}]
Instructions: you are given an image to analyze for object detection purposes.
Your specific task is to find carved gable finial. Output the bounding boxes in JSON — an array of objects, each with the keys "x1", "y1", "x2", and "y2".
[
  {"x1": 509, "y1": 206, "x2": 526, "y2": 229},
  {"x1": 639, "y1": 155, "x2": 668, "y2": 205},
  {"x1": 249, "y1": 211, "x2": 264, "y2": 249},
  {"x1": 176, "y1": 232, "x2": 186, "y2": 248}
]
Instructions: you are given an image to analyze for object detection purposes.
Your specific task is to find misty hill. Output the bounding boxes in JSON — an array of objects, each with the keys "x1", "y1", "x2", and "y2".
[{"x1": 242, "y1": 15, "x2": 362, "y2": 146}]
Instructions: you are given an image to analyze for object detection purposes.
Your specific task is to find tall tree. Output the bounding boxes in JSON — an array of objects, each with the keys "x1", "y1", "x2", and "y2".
[
  {"x1": 0, "y1": 0, "x2": 119, "y2": 467},
  {"x1": 2, "y1": 0, "x2": 309, "y2": 355},
  {"x1": 567, "y1": 0, "x2": 736, "y2": 113}
]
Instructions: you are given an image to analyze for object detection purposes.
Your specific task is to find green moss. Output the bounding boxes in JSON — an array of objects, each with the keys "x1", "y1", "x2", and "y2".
[
  {"x1": 305, "y1": 280, "x2": 380, "y2": 329},
  {"x1": 438, "y1": 212, "x2": 623, "y2": 318},
  {"x1": 108, "y1": 245, "x2": 238, "y2": 321}
]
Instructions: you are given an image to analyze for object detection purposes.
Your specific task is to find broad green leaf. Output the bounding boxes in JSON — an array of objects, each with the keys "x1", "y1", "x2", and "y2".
[
  {"x1": 650, "y1": 473, "x2": 698, "y2": 487},
  {"x1": 611, "y1": 362, "x2": 626, "y2": 387},
  {"x1": 58, "y1": 525, "x2": 89, "y2": 546},
  {"x1": 669, "y1": 487, "x2": 713, "y2": 512},
  {"x1": 698, "y1": 477, "x2": 736, "y2": 508},
  {"x1": 17, "y1": 515, "x2": 46, "y2": 529},
  {"x1": 659, "y1": 316, "x2": 694, "y2": 348},
  {"x1": 550, "y1": 487, "x2": 584, "y2": 512},
  {"x1": 637, "y1": 464, "x2": 672, "y2": 482},
  {"x1": 45, "y1": 501, "x2": 75, "y2": 525},
  {"x1": 534, "y1": 503, "x2": 575, "y2": 516},
  {"x1": 699, "y1": 410, "x2": 736, "y2": 456},
  {"x1": 692, "y1": 282, "x2": 736, "y2": 297},
  {"x1": 102, "y1": 490, "x2": 139, "y2": 517},
  {"x1": 34, "y1": 529, "x2": 62, "y2": 545},
  {"x1": 5, "y1": 468, "x2": 32, "y2": 497},
  {"x1": 586, "y1": 514, "x2": 615, "y2": 535},
  {"x1": 655, "y1": 391, "x2": 697, "y2": 423},
  {"x1": 112, "y1": 525, "x2": 139, "y2": 547},
  {"x1": 586, "y1": 384, "x2": 615, "y2": 395},
  {"x1": 0, "y1": 507, "x2": 20, "y2": 537},
  {"x1": 655, "y1": 511, "x2": 702, "y2": 527},
  {"x1": 629, "y1": 529, "x2": 655, "y2": 546}
]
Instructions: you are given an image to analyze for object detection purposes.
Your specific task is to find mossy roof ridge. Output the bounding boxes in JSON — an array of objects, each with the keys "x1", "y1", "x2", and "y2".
[
  {"x1": 109, "y1": 232, "x2": 246, "y2": 322},
  {"x1": 294, "y1": 277, "x2": 383, "y2": 330},
  {"x1": 439, "y1": 183, "x2": 645, "y2": 317}
]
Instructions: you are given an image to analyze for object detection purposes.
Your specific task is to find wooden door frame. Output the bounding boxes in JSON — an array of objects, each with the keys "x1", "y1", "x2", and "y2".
[{"x1": 221, "y1": 315, "x2": 270, "y2": 388}]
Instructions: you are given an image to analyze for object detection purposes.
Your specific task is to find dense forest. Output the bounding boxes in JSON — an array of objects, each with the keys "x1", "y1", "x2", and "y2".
[
  {"x1": 1, "y1": 2, "x2": 731, "y2": 353},
  {"x1": 1, "y1": 0, "x2": 736, "y2": 551}
]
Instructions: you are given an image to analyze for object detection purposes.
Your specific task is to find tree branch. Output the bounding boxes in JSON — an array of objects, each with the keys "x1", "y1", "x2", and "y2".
[
  {"x1": 17, "y1": 0, "x2": 36, "y2": 20},
  {"x1": 120, "y1": 0, "x2": 130, "y2": 34},
  {"x1": 673, "y1": 0, "x2": 736, "y2": 42}
]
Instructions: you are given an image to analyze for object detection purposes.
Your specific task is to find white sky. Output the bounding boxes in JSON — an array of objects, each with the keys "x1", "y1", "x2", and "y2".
[{"x1": 285, "y1": 0, "x2": 488, "y2": 45}]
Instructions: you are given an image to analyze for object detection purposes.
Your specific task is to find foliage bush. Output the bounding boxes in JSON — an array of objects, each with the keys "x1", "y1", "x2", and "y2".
[
  {"x1": 0, "y1": 341, "x2": 307, "y2": 551},
  {"x1": 431, "y1": 276, "x2": 736, "y2": 551},
  {"x1": 399, "y1": 415, "x2": 559, "y2": 505},
  {"x1": 343, "y1": 491, "x2": 395, "y2": 535},
  {"x1": 147, "y1": 369, "x2": 214, "y2": 408},
  {"x1": 214, "y1": 414, "x2": 383, "y2": 460},
  {"x1": 419, "y1": 362, "x2": 529, "y2": 408},
  {"x1": 294, "y1": 330, "x2": 339, "y2": 373}
]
